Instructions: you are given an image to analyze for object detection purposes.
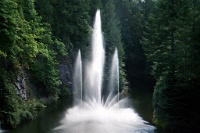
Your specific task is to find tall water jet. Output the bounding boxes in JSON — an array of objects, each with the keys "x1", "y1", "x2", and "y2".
[
  {"x1": 84, "y1": 9, "x2": 105, "y2": 104},
  {"x1": 73, "y1": 50, "x2": 82, "y2": 105},
  {"x1": 54, "y1": 10, "x2": 155, "y2": 133},
  {"x1": 105, "y1": 48, "x2": 119, "y2": 108}
]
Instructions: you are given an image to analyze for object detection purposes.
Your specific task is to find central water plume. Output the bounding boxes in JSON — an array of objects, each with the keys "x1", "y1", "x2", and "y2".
[
  {"x1": 54, "y1": 10, "x2": 155, "y2": 133},
  {"x1": 84, "y1": 10, "x2": 105, "y2": 104}
]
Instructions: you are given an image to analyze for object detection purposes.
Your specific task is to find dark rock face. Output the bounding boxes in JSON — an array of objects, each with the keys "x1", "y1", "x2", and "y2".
[
  {"x1": 14, "y1": 55, "x2": 74, "y2": 99},
  {"x1": 14, "y1": 69, "x2": 30, "y2": 100},
  {"x1": 58, "y1": 55, "x2": 73, "y2": 93}
]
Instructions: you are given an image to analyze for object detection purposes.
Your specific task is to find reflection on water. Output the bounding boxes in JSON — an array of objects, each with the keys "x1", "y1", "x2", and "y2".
[
  {"x1": 5, "y1": 90, "x2": 171, "y2": 133},
  {"x1": 131, "y1": 89, "x2": 154, "y2": 122},
  {"x1": 53, "y1": 121, "x2": 154, "y2": 133},
  {"x1": 6, "y1": 99, "x2": 71, "y2": 133},
  {"x1": 53, "y1": 99, "x2": 155, "y2": 133}
]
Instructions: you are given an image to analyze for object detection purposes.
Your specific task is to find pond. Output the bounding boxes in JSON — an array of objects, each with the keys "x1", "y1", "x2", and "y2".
[
  {"x1": 4, "y1": 88, "x2": 167, "y2": 133},
  {"x1": 5, "y1": 98, "x2": 70, "y2": 133}
]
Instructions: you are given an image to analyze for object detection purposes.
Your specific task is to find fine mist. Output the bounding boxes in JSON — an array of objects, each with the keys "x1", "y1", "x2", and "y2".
[{"x1": 54, "y1": 10, "x2": 155, "y2": 133}]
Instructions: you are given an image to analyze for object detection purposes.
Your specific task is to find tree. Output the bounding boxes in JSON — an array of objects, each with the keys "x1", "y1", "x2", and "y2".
[
  {"x1": 0, "y1": 0, "x2": 25, "y2": 128},
  {"x1": 0, "y1": 70, "x2": 20, "y2": 128},
  {"x1": 0, "y1": 0, "x2": 67, "y2": 128},
  {"x1": 115, "y1": 0, "x2": 155, "y2": 89},
  {"x1": 35, "y1": 0, "x2": 91, "y2": 51},
  {"x1": 20, "y1": 0, "x2": 65, "y2": 97},
  {"x1": 102, "y1": 0, "x2": 128, "y2": 91},
  {"x1": 142, "y1": 0, "x2": 200, "y2": 131}
]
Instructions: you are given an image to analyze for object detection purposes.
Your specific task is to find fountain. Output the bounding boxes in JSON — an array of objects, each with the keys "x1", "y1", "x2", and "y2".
[
  {"x1": 106, "y1": 48, "x2": 120, "y2": 107},
  {"x1": 54, "y1": 10, "x2": 155, "y2": 133},
  {"x1": 73, "y1": 50, "x2": 82, "y2": 106}
]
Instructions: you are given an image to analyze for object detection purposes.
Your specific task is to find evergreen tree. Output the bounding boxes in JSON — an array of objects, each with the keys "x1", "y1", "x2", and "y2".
[
  {"x1": 35, "y1": 0, "x2": 91, "y2": 50},
  {"x1": 142, "y1": 0, "x2": 200, "y2": 131},
  {"x1": 89, "y1": 0, "x2": 102, "y2": 20},
  {"x1": 102, "y1": 0, "x2": 128, "y2": 91},
  {"x1": 115, "y1": 0, "x2": 155, "y2": 89}
]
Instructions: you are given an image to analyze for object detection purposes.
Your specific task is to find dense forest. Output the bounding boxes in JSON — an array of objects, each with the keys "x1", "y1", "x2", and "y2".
[{"x1": 0, "y1": 0, "x2": 200, "y2": 132}]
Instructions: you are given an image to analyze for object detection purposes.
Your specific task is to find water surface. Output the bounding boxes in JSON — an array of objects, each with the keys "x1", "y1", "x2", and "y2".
[
  {"x1": 5, "y1": 90, "x2": 163, "y2": 133},
  {"x1": 6, "y1": 99, "x2": 71, "y2": 133}
]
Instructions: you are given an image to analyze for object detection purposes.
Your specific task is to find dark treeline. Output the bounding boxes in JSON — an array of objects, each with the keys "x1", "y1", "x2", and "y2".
[
  {"x1": 141, "y1": 0, "x2": 200, "y2": 132},
  {"x1": 0, "y1": 0, "x2": 67, "y2": 128},
  {"x1": 0, "y1": 0, "x2": 91, "y2": 129},
  {"x1": 0, "y1": 0, "x2": 200, "y2": 132}
]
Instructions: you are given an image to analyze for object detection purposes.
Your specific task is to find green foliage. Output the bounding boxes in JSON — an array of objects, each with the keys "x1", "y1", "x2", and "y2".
[
  {"x1": 115, "y1": 0, "x2": 155, "y2": 88},
  {"x1": 142, "y1": 0, "x2": 200, "y2": 131},
  {"x1": 0, "y1": 67, "x2": 45, "y2": 129},
  {"x1": 0, "y1": 0, "x2": 21, "y2": 71},
  {"x1": 35, "y1": 0, "x2": 91, "y2": 50},
  {"x1": 153, "y1": 73, "x2": 200, "y2": 131},
  {"x1": 30, "y1": 53, "x2": 62, "y2": 97},
  {"x1": 89, "y1": 0, "x2": 102, "y2": 19},
  {"x1": 0, "y1": 0, "x2": 95, "y2": 129},
  {"x1": 102, "y1": 0, "x2": 128, "y2": 90},
  {"x1": 0, "y1": 69, "x2": 20, "y2": 128},
  {"x1": 152, "y1": 75, "x2": 169, "y2": 128},
  {"x1": 19, "y1": 99, "x2": 45, "y2": 122},
  {"x1": 0, "y1": 69, "x2": 45, "y2": 128},
  {"x1": 0, "y1": 0, "x2": 67, "y2": 129}
]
